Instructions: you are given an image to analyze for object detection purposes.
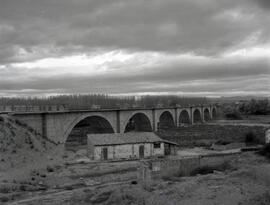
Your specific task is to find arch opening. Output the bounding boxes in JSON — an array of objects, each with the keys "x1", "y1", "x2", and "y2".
[
  {"x1": 193, "y1": 109, "x2": 202, "y2": 123},
  {"x1": 66, "y1": 116, "x2": 114, "y2": 150},
  {"x1": 179, "y1": 110, "x2": 190, "y2": 125},
  {"x1": 212, "y1": 108, "x2": 217, "y2": 119},
  {"x1": 204, "y1": 108, "x2": 211, "y2": 122},
  {"x1": 124, "y1": 113, "x2": 152, "y2": 133},
  {"x1": 158, "y1": 111, "x2": 175, "y2": 130}
]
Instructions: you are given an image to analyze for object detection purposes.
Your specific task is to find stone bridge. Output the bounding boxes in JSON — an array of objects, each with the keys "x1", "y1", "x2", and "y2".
[{"x1": 5, "y1": 105, "x2": 218, "y2": 144}]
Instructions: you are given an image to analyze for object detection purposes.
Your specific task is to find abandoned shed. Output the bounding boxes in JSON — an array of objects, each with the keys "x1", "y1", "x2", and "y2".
[{"x1": 87, "y1": 132, "x2": 178, "y2": 160}]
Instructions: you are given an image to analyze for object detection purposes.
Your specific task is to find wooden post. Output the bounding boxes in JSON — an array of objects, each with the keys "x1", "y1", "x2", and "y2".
[{"x1": 138, "y1": 161, "x2": 152, "y2": 190}]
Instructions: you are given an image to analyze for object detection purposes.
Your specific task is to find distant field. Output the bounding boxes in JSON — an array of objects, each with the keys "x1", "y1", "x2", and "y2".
[
  {"x1": 214, "y1": 115, "x2": 270, "y2": 125},
  {"x1": 241, "y1": 115, "x2": 270, "y2": 124},
  {"x1": 157, "y1": 123, "x2": 269, "y2": 147}
]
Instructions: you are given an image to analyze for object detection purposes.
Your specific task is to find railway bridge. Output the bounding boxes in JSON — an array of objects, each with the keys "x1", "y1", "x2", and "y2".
[{"x1": 4, "y1": 105, "x2": 218, "y2": 144}]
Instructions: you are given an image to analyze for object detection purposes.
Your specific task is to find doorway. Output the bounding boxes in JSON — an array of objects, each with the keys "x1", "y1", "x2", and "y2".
[
  {"x1": 102, "y1": 147, "x2": 108, "y2": 160},
  {"x1": 139, "y1": 145, "x2": 144, "y2": 158},
  {"x1": 164, "y1": 144, "x2": 171, "y2": 155}
]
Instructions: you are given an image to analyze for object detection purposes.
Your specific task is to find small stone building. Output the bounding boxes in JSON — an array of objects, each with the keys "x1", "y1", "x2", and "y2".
[{"x1": 87, "y1": 132, "x2": 177, "y2": 161}]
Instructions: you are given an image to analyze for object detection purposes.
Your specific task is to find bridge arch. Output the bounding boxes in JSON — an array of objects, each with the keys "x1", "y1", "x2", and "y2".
[
  {"x1": 179, "y1": 109, "x2": 191, "y2": 125},
  {"x1": 158, "y1": 111, "x2": 175, "y2": 130},
  {"x1": 193, "y1": 108, "x2": 202, "y2": 123},
  {"x1": 64, "y1": 114, "x2": 115, "y2": 150},
  {"x1": 203, "y1": 108, "x2": 211, "y2": 122},
  {"x1": 124, "y1": 112, "x2": 152, "y2": 133}
]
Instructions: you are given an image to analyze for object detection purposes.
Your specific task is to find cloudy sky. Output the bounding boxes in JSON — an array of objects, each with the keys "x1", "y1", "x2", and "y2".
[{"x1": 0, "y1": 0, "x2": 269, "y2": 97}]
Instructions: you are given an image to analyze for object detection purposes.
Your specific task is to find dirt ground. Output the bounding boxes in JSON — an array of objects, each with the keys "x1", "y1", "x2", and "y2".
[
  {"x1": 1, "y1": 152, "x2": 269, "y2": 205},
  {"x1": 1, "y1": 114, "x2": 270, "y2": 204}
]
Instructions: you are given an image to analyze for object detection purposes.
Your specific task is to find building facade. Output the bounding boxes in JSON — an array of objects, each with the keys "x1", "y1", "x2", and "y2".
[{"x1": 87, "y1": 132, "x2": 175, "y2": 160}]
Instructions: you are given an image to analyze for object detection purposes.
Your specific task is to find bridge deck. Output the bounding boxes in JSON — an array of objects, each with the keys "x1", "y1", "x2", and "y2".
[{"x1": 1, "y1": 105, "x2": 215, "y2": 115}]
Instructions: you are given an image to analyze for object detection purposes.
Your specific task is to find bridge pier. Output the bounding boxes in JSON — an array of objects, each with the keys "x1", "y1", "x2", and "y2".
[
  {"x1": 116, "y1": 110, "x2": 120, "y2": 133},
  {"x1": 174, "y1": 108, "x2": 178, "y2": 126},
  {"x1": 152, "y1": 109, "x2": 156, "y2": 132}
]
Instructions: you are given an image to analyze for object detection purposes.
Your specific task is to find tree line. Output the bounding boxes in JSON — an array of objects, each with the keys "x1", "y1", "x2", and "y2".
[
  {"x1": 223, "y1": 98, "x2": 270, "y2": 119},
  {"x1": 0, "y1": 94, "x2": 208, "y2": 110},
  {"x1": 239, "y1": 99, "x2": 270, "y2": 115}
]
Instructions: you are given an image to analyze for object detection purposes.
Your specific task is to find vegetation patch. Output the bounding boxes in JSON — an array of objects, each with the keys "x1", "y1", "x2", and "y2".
[
  {"x1": 257, "y1": 143, "x2": 270, "y2": 159},
  {"x1": 190, "y1": 162, "x2": 234, "y2": 176},
  {"x1": 239, "y1": 99, "x2": 270, "y2": 115},
  {"x1": 245, "y1": 131, "x2": 260, "y2": 145},
  {"x1": 162, "y1": 162, "x2": 235, "y2": 181},
  {"x1": 224, "y1": 108, "x2": 242, "y2": 120},
  {"x1": 214, "y1": 140, "x2": 232, "y2": 146},
  {"x1": 0, "y1": 196, "x2": 9, "y2": 203},
  {"x1": 69, "y1": 166, "x2": 137, "y2": 179}
]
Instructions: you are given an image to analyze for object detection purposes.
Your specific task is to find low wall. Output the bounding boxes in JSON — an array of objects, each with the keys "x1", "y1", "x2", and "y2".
[{"x1": 139, "y1": 151, "x2": 239, "y2": 180}]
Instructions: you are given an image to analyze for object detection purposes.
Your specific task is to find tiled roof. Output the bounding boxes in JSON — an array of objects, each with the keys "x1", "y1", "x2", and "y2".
[{"x1": 87, "y1": 132, "x2": 165, "y2": 146}]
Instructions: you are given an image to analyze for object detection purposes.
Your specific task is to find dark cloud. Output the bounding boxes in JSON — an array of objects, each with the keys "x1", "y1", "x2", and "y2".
[
  {"x1": 0, "y1": 0, "x2": 269, "y2": 63},
  {"x1": 252, "y1": 0, "x2": 270, "y2": 9},
  {"x1": 0, "y1": 0, "x2": 269, "y2": 96}
]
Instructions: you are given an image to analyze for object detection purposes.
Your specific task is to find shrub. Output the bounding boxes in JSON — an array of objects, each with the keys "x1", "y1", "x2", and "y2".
[
  {"x1": 223, "y1": 105, "x2": 242, "y2": 120},
  {"x1": 0, "y1": 196, "x2": 9, "y2": 203},
  {"x1": 215, "y1": 140, "x2": 231, "y2": 145},
  {"x1": 258, "y1": 143, "x2": 270, "y2": 159},
  {"x1": 190, "y1": 162, "x2": 234, "y2": 176},
  {"x1": 225, "y1": 111, "x2": 242, "y2": 120},
  {"x1": 46, "y1": 165, "x2": 54, "y2": 172},
  {"x1": 190, "y1": 166, "x2": 214, "y2": 175},
  {"x1": 239, "y1": 99, "x2": 270, "y2": 115},
  {"x1": 0, "y1": 186, "x2": 10, "y2": 193},
  {"x1": 19, "y1": 185, "x2": 26, "y2": 191},
  {"x1": 245, "y1": 131, "x2": 258, "y2": 145},
  {"x1": 15, "y1": 119, "x2": 26, "y2": 127}
]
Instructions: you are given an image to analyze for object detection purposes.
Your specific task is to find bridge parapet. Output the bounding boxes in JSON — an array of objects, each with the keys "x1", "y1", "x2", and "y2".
[{"x1": 0, "y1": 105, "x2": 66, "y2": 113}]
